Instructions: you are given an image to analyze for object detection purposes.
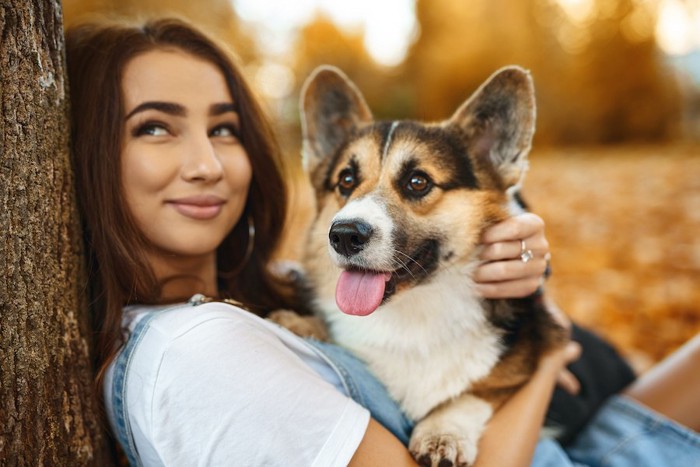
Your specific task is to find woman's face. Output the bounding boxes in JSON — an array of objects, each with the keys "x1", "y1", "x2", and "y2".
[{"x1": 120, "y1": 49, "x2": 252, "y2": 264}]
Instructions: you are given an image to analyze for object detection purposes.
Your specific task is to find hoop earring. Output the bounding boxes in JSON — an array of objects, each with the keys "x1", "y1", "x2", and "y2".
[{"x1": 219, "y1": 213, "x2": 255, "y2": 278}]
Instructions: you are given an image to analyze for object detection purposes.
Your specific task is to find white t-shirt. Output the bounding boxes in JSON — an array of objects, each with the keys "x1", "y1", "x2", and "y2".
[{"x1": 104, "y1": 301, "x2": 370, "y2": 466}]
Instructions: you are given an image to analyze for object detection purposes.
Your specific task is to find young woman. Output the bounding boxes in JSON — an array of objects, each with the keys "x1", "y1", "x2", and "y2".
[{"x1": 66, "y1": 18, "x2": 699, "y2": 466}]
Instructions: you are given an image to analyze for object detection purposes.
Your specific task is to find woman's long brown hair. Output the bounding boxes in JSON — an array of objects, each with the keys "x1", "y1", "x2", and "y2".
[{"x1": 65, "y1": 18, "x2": 292, "y2": 400}]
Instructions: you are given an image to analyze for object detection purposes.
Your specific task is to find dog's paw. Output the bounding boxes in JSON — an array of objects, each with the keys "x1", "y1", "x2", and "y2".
[
  {"x1": 409, "y1": 392, "x2": 492, "y2": 466},
  {"x1": 267, "y1": 309, "x2": 329, "y2": 341},
  {"x1": 409, "y1": 431, "x2": 478, "y2": 467}
]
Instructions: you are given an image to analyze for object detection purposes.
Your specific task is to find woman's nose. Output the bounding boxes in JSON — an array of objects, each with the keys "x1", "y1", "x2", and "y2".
[{"x1": 181, "y1": 133, "x2": 224, "y2": 182}]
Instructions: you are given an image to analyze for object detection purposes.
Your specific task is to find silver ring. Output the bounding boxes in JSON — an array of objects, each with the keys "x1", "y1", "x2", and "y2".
[{"x1": 520, "y1": 240, "x2": 533, "y2": 263}]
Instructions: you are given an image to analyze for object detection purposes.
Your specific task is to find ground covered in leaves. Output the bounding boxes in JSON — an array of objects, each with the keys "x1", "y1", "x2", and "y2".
[{"x1": 525, "y1": 144, "x2": 700, "y2": 371}]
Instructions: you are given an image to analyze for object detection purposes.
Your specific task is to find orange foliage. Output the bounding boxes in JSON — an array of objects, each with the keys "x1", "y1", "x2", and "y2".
[
  {"x1": 293, "y1": 15, "x2": 372, "y2": 80},
  {"x1": 525, "y1": 145, "x2": 700, "y2": 370},
  {"x1": 402, "y1": 0, "x2": 680, "y2": 145}
]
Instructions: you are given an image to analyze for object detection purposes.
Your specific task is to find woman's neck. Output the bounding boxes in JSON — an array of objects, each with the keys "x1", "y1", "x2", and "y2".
[{"x1": 148, "y1": 251, "x2": 219, "y2": 302}]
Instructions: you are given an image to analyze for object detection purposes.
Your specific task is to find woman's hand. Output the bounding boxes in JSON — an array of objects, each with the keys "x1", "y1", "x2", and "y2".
[
  {"x1": 537, "y1": 339, "x2": 582, "y2": 385},
  {"x1": 474, "y1": 213, "x2": 550, "y2": 299},
  {"x1": 542, "y1": 297, "x2": 580, "y2": 395},
  {"x1": 473, "y1": 213, "x2": 581, "y2": 394}
]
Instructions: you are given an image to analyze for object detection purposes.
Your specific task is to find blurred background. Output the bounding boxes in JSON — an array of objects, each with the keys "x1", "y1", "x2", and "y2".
[{"x1": 64, "y1": 0, "x2": 699, "y2": 370}]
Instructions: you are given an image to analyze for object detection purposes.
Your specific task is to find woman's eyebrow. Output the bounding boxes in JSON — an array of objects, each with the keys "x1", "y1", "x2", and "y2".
[
  {"x1": 125, "y1": 101, "x2": 186, "y2": 120},
  {"x1": 210, "y1": 103, "x2": 237, "y2": 116}
]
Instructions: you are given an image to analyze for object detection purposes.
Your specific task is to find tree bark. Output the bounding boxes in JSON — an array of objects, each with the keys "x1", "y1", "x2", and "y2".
[{"x1": 0, "y1": 1, "x2": 113, "y2": 464}]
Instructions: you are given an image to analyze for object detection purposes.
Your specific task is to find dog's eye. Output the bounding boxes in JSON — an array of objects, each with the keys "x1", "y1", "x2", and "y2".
[
  {"x1": 406, "y1": 172, "x2": 432, "y2": 195},
  {"x1": 337, "y1": 168, "x2": 357, "y2": 195}
]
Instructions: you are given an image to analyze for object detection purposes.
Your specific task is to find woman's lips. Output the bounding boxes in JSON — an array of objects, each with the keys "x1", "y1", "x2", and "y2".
[{"x1": 167, "y1": 195, "x2": 225, "y2": 220}]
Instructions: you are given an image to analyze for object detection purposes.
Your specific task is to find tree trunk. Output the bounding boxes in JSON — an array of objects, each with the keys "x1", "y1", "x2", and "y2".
[{"x1": 0, "y1": 1, "x2": 113, "y2": 464}]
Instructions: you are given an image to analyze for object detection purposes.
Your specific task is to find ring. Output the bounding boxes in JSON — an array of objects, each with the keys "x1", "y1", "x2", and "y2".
[{"x1": 520, "y1": 240, "x2": 534, "y2": 263}]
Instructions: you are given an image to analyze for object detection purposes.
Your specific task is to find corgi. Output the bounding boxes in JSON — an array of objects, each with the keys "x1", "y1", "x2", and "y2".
[{"x1": 296, "y1": 65, "x2": 566, "y2": 466}]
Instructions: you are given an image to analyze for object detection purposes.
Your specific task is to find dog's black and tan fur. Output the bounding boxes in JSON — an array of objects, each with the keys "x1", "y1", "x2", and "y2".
[{"x1": 295, "y1": 65, "x2": 566, "y2": 466}]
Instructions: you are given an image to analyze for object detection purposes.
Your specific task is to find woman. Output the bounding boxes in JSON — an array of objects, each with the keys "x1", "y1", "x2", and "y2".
[
  {"x1": 66, "y1": 18, "x2": 699, "y2": 466},
  {"x1": 65, "y1": 18, "x2": 427, "y2": 464}
]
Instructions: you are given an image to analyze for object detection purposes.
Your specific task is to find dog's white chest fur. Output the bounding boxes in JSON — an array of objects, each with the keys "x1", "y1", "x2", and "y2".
[{"x1": 316, "y1": 268, "x2": 504, "y2": 420}]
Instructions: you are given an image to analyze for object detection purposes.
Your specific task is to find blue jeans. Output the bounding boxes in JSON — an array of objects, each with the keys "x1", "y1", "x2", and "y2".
[{"x1": 534, "y1": 395, "x2": 700, "y2": 467}]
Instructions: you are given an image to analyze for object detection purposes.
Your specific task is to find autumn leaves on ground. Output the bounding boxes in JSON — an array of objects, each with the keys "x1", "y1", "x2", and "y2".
[
  {"x1": 527, "y1": 145, "x2": 700, "y2": 371},
  {"x1": 280, "y1": 144, "x2": 700, "y2": 373}
]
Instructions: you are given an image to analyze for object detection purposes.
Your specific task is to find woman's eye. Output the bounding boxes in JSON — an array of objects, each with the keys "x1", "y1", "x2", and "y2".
[
  {"x1": 337, "y1": 168, "x2": 357, "y2": 195},
  {"x1": 211, "y1": 124, "x2": 240, "y2": 139},
  {"x1": 134, "y1": 123, "x2": 169, "y2": 137},
  {"x1": 405, "y1": 171, "x2": 433, "y2": 196}
]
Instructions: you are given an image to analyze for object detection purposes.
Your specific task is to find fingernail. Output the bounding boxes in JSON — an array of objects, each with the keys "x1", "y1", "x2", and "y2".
[{"x1": 567, "y1": 342, "x2": 582, "y2": 359}]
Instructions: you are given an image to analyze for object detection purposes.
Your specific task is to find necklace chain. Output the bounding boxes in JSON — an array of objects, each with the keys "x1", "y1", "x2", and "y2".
[{"x1": 188, "y1": 293, "x2": 248, "y2": 310}]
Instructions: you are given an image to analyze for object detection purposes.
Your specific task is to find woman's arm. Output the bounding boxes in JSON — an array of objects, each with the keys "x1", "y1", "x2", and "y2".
[
  {"x1": 474, "y1": 341, "x2": 582, "y2": 467},
  {"x1": 349, "y1": 419, "x2": 418, "y2": 466}
]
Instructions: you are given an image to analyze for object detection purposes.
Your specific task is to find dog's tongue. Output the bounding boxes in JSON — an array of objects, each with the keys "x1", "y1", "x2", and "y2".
[{"x1": 336, "y1": 270, "x2": 391, "y2": 316}]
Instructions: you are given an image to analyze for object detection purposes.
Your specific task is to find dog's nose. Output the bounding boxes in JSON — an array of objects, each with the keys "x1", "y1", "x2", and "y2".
[{"x1": 329, "y1": 220, "x2": 372, "y2": 257}]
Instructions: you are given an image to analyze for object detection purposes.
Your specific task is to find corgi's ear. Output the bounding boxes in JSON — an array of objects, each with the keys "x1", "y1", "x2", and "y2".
[
  {"x1": 300, "y1": 66, "x2": 373, "y2": 175},
  {"x1": 449, "y1": 66, "x2": 536, "y2": 188}
]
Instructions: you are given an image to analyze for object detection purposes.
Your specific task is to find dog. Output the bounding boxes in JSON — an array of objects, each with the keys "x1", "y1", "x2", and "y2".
[{"x1": 293, "y1": 65, "x2": 566, "y2": 466}]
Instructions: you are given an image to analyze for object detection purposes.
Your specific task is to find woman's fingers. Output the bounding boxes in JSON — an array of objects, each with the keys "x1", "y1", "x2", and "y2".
[
  {"x1": 474, "y1": 257, "x2": 548, "y2": 283},
  {"x1": 545, "y1": 302, "x2": 580, "y2": 394},
  {"x1": 474, "y1": 277, "x2": 544, "y2": 299},
  {"x1": 478, "y1": 214, "x2": 549, "y2": 267},
  {"x1": 557, "y1": 368, "x2": 581, "y2": 395},
  {"x1": 475, "y1": 213, "x2": 550, "y2": 299},
  {"x1": 540, "y1": 341, "x2": 582, "y2": 374},
  {"x1": 479, "y1": 213, "x2": 548, "y2": 268},
  {"x1": 480, "y1": 212, "x2": 545, "y2": 244},
  {"x1": 473, "y1": 254, "x2": 548, "y2": 299},
  {"x1": 555, "y1": 343, "x2": 582, "y2": 394},
  {"x1": 479, "y1": 237, "x2": 548, "y2": 262}
]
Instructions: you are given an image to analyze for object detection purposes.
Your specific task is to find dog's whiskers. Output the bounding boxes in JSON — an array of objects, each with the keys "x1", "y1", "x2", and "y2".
[
  {"x1": 389, "y1": 254, "x2": 411, "y2": 274},
  {"x1": 387, "y1": 258, "x2": 415, "y2": 280},
  {"x1": 393, "y1": 250, "x2": 428, "y2": 278}
]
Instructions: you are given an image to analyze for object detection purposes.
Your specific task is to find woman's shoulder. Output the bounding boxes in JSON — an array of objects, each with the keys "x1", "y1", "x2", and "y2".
[
  {"x1": 124, "y1": 299, "x2": 272, "y2": 341},
  {"x1": 121, "y1": 299, "x2": 323, "y2": 379},
  {"x1": 110, "y1": 300, "x2": 371, "y2": 466},
  {"x1": 113, "y1": 298, "x2": 326, "y2": 424}
]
